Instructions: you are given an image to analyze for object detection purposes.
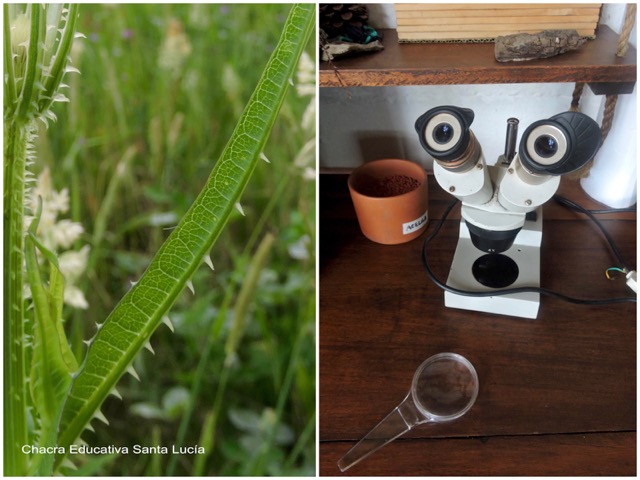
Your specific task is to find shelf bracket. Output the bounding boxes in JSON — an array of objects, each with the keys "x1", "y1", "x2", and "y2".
[{"x1": 588, "y1": 82, "x2": 636, "y2": 95}]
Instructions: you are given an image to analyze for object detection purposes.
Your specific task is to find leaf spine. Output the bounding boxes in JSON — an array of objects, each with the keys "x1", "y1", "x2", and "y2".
[
  {"x1": 126, "y1": 365, "x2": 140, "y2": 381},
  {"x1": 235, "y1": 202, "x2": 245, "y2": 216},
  {"x1": 162, "y1": 316, "x2": 175, "y2": 332},
  {"x1": 60, "y1": 459, "x2": 78, "y2": 471},
  {"x1": 93, "y1": 410, "x2": 109, "y2": 425},
  {"x1": 144, "y1": 341, "x2": 155, "y2": 355},
  {"x1": 186, "y1": 279, "x2": 195, "y2": 295},
  {"x1": 259, "y1": 152, "x2": 271, "y2": 163},
  {"x1": 203, "y1": 254, "x2": 215, "y2": 271}
]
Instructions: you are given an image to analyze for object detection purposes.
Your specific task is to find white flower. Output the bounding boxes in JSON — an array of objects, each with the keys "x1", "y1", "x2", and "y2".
[
  {"x1": 302, "y1": 167, "x2": 316, "y2": 181},
  {"x1": 28, "y1": 169, "x2": 72, "y2": 234},
  {"x1": 222, "y1": 63, "x2": 243, "y2": 114},
  {"x1": 49, "y1": 188, "x2": 70, "y2": 213},
  {"x1": 51, "y1": 219, "x2": 84, "y2": 249},
  {"x1": 59, "y1": 246, "x2": 90, "y2": 284},
  {"x1": 296, "y1": 51, "x2": 315, "y2": 97},
  {"x1": 64, "y1": 285, "x2": 89, "y2": 310},
  {"x1": 294, "y1": 138, "x2": 315, "y2": 173},
  {"x1": 293, "y1": 51, "x2": 316, "y2": 181},
  {"x1": 30, "y1": 168, "x2": 52, "y2": 206},
  {"x1": 288, "y1": 234, "x2": 311, "y2": 261},
  {"x1": 301, "y1": 100, "x2": 315, "y2": 132},
  {"x1": 188, "y1": 4, "x2": 211, "y2": 30},
  {"x1": 158, "y1": 19, "x2": 192, "y2": 76},
  {"x1": 25, "y1": 167, "x2": 90, "y2": 310}
]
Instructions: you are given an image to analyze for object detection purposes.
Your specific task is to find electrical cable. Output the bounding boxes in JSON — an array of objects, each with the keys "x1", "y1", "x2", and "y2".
[
  {"x1": 552, "y1": 194, "x2": 632, "y2": 272},
  {"x1": 606, "y1": 267, "x2": 627, "y2": 280},
  {"x1": 421, "y1": 198, "x2": 636, "y2": 305},
  {"x1": 588, "y1": 206, "x2": 636, "y2": 215}
]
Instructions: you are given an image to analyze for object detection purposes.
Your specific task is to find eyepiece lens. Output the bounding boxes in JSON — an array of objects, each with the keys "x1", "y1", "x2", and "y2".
[
  {"x1": 534, "y1": 134, "x2": 558, "y2": 158},
  {"x1": 433, "y1": 123, "x2": 454, "y2": 145}
]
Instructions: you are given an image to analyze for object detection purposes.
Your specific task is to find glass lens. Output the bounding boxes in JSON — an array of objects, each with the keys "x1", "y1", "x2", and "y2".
[
  {"x1": 534, "y1": 134, "x2": 558, "y2": 158},
  {"x1": 412, "y1": 353, "x2": 478, "y2": 420},
  {"x1": 433, "y1": 123, "x2": 454, "y2": 144}
]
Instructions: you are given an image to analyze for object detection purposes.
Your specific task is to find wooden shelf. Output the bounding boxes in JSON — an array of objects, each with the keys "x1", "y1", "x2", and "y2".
[{"x1": 320, "y1": 26, "x2": 636, "y2": 91}]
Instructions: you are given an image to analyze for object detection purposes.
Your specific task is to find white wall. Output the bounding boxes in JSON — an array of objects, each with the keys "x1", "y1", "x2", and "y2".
[
  {"x1": 320, "y1": 83, "x2": 603, "y2": 170},
  {"x1": 320, "y1": 4, "x2": 636, "y2": 207},
  {"x1": 581, "y1": 3, "x2": 637, "y2": 207}
]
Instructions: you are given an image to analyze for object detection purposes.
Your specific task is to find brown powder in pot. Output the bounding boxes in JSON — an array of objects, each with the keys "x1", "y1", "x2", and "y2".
[{"x1": 361, "y1": 174, "x2": 421, "y2": 197}]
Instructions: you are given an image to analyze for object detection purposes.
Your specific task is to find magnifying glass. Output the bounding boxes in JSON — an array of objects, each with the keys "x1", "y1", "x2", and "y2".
[{"x1": 338, "y1": 352, "x2": 479, "y2": 472}]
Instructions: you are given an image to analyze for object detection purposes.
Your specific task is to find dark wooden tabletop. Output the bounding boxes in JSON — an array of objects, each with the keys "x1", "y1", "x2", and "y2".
[{"x1": 319, "y1": 173, "x2": 636, "y2": 476}]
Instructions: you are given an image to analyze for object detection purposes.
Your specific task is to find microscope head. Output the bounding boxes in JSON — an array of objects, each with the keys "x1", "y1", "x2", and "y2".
[{"x1": 415, "y1": 106, "x2": 602, "y2": 254}]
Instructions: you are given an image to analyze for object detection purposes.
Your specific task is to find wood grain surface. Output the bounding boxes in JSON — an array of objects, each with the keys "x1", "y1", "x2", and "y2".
[
  {"x1": 319, "y1": 174, "x2": 636, "y2": 476},
  {"x1": 319, "y1": 26, "x2": 636, "y2": 87},
  {"x1": 321, "y1": 432, "x2": 635, "y2": 476}
]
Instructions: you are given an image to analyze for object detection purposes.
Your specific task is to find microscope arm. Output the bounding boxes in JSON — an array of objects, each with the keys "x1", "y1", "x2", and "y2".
[
  {"x1": 498, "y1": 154, "x2": 561, "y2": 214},
  {"x1": 432, "y1": 155, "x2": 493, "y2": 206}
]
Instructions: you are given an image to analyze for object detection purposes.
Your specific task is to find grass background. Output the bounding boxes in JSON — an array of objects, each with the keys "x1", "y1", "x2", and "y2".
[{"x1": 35, "y1": 4, "x2": 315, "y2": 476}]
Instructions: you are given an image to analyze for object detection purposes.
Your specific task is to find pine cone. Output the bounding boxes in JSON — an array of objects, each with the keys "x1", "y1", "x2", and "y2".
[{"x1": 319, "y1": 4, "x2": 369, "y2": 43}]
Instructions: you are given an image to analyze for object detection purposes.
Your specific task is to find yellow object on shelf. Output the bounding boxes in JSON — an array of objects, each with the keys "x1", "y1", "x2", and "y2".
[{"x1": 394, "y1": 3, "x2": 601, "y2": 42}]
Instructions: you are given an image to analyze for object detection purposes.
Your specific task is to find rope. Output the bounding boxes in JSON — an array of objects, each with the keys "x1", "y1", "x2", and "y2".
[
  {"x1": 600, "y1": 94, "x2": 619, "y2": 142},
  {"x1": 601, "y1": 4, "x2": 635, "y2": 141},
  {"x1": 566, "y1": 5, "x2": 635, "y2": 178},
  {"x1": 570, "y1": 82, "x2": 585, "y2": 112},
  {"x1": 616, "y1": 3, "x2": 636, "y2": 57}
]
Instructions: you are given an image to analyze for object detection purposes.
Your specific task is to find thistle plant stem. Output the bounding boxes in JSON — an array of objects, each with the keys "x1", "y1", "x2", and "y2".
[
  {"x1": 4, "y1": 120, "x2": 31, "y2": 476},
  {"x1": 4, "y1": 4, "x2": 82, "y2": 475}
]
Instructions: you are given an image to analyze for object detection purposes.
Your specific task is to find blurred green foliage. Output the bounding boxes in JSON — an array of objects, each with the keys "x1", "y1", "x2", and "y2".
[{"x1": 37, "y1": 4, "x2": 315, "y2": 476}]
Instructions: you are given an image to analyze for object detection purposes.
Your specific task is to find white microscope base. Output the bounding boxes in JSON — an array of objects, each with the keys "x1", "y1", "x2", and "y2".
[{"x1": 444, "y1": 214, "x2": 542, "y2": 319}]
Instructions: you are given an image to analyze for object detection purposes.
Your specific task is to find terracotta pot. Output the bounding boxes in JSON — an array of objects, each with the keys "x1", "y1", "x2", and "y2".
[{"x1": 348, "y1": 159, "x2": 429, "y2": 245}]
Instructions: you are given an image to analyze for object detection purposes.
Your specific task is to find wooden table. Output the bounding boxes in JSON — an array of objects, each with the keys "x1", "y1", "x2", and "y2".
[{"x1": 319, "y1": 174, "x2": 636, "y2": 476}]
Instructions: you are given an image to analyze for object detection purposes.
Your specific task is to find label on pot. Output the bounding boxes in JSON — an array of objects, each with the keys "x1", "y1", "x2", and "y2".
[{"x1": 403, "y1": 210, "x2": 429, "y2": 235}]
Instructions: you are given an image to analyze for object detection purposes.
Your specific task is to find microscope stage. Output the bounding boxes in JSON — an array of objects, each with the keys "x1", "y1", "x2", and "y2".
[{"x1": 444, "y1": 211, "x2": 543, "y2": 319}]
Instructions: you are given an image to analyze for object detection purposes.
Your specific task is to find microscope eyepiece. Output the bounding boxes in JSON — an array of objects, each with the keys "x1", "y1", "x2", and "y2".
[
  {"x1": 518, "y1": 111, "x2": 601, "y2": 175},
  {"x1": 415, "y1": 106, "x2": 480, "y2": 170}
]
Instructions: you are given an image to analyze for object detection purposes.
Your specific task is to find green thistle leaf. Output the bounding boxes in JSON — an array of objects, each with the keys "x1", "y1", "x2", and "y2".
[
  {"x1": 25, "y1": 200, "x2": 78, "y2": 475},
  {"x1": 54, "y1": 3, "x2": 315, "y2": 469}
]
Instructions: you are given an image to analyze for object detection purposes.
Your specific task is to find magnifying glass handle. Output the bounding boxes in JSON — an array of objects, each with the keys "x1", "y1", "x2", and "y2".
[{"x1": 338, "y1": 393, "x2": 427, "y2": 472}]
